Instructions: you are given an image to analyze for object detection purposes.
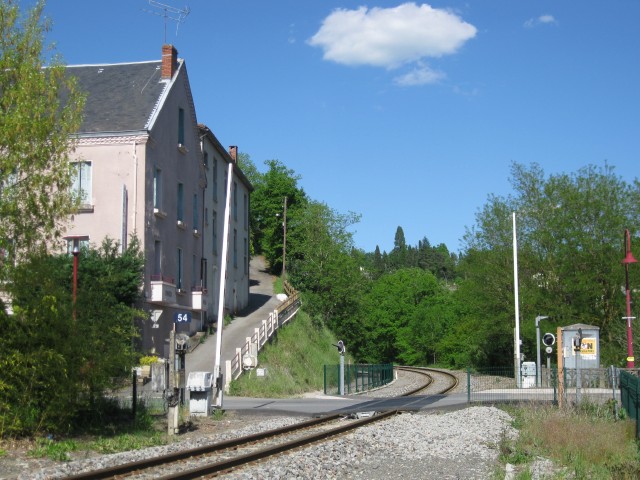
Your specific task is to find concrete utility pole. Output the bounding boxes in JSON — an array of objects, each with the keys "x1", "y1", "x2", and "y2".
[
  {"x1": 512, "y1": 213, "x2": 522, "y2": 388},
  {"x1": 282, "y1": 196, "x2": 287, "y2": 280}
]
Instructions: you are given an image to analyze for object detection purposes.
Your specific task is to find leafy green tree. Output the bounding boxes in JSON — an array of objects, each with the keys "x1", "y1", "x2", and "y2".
[
  {"x1": 433, "y1": 243, "x2": 458, "y2": 282},
  {"x1": 0, "y1": 0, "x2": 85, "y2": 272},
  {"x1": 371, "y1": 245, "x2": 385, "y2": 278},
  {"x1": 388, "y1": 226, "x2": 408, "y2": 270},
  {"x1": 439, "y1": 248, "x2": 514, "y2": 368},
  {"x1": 457, "y1": 162, "x2": 640, "y2": 366},
  {"x1": 237, "y1": 152, "x2": 261, "y2": 188},
  {"x1": 394, "y1": 226, "x2": 406, "y2": 250},
  {"x1": 237, "y1": 152, "x2": 261, "y2": 255},
  {"x1": 288, "y1": 202, "x2": 365, "y2": 338},
  {"x1": 417, "y1": 237, "x2": 432, "y2": 271},
  {"x1": 0, "y1": 238, "x2": 144, "y2": 435},
  {"x1": 358, "y1": 268, "x2": 445, "y2": 364},
  {"x1": 250, "y1": 159, "x2": 307, "y2": 273},
  {"x1": 396, "y1": 279, "x2": 457, "y2": 365},
  {"x1": 367, "y1": 230, "x2": 458, "y2": 282}
]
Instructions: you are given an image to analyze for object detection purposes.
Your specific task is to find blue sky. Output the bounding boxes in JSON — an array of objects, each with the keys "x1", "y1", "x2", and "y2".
[{"x1": 37, "y1": 1, "x2": 639, "y2": 253}]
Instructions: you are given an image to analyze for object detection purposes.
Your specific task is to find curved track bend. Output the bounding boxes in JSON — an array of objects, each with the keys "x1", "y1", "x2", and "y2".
[{"x1": 395, "y1": 366, "x2": 459, "y2": 396}]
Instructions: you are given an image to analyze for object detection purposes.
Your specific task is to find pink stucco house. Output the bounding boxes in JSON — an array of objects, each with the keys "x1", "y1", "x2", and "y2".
[{"x1": 62, "y1": 45, "x2": 252, "y2": 356}]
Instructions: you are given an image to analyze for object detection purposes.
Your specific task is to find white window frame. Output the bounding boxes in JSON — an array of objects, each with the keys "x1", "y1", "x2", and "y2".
[{"x1": 72, "y1": 161, "x2": 92, "y2": 207}]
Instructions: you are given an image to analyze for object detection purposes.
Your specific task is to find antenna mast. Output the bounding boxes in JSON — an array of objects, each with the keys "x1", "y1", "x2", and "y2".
[{"x1": 144, "y1": 0, "x2": 191, "y2": 43}]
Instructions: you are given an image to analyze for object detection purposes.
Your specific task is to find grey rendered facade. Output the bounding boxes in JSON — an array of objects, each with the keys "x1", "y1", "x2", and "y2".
[{"x1": 61, "y1": 45, "x2": 251, "y2": 357}]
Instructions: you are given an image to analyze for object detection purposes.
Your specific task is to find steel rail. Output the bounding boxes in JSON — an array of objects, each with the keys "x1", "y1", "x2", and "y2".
[
  {"x1": 63, "y1": 369, "x2": 456, "y2": 480},
  {"x1": 396, "y1": 366, "x2": 459, "y2": 396},
  {"x1": 63, "y1": 413, "x2": 342, "y2": 480},
  {"x1": 156, "y1": 410, "x2": 398, "y2": 480}
]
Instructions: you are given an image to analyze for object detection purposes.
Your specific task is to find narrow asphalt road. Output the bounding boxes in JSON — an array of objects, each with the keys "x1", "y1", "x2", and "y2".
[{"x1": 185, "y1": 256, "x2": 280, "y2": 376}]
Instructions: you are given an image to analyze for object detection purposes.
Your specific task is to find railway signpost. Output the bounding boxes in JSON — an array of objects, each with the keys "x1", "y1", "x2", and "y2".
[{"x1": 333, "y1": 340, "x2": 346, "y2": 395}]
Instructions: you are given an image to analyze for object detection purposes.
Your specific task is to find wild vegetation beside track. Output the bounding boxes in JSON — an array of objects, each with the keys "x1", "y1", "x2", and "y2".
[
  {"x1": 2, "y1": 297, "x2": 640, "y2": 480},
  {"x1": 229, "y1": 309, "x2": 346, "y2": 397},
  {"x1": 495, "y1": 402, "x2": 640, "y2": 479}
]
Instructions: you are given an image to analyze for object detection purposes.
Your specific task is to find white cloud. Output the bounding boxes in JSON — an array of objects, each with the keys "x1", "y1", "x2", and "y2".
[
  {"x1": 524, "y1": 14, "x2": 558, "y2": 28},
  {"x1": 308, "y1": 3, "x2": 477, "y2": 70},
  {"x1": 394, "y1": 64, "x2": 445, "y2": 86}
]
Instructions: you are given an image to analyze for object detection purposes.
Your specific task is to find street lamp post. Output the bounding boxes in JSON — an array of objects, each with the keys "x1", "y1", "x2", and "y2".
[
  {"x1": 535, "y1": 315, "x2": 549, "y2": 387},
  {"x1": 623, "y1": 229, "x2": 637, "y2": 369},
  {"x1": 72, "y1": 245, "x2": 79, "y2": 320},
  {"x1": 64, "y1": 235, "x2": 88, "y2": 321}
]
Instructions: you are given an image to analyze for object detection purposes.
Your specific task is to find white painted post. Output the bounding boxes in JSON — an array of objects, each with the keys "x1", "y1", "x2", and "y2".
[
  {"x1": 339, "y1": 354, "x2": 345, "y2": 396},
  {"x1": 213, "y1": 162, "x2": 234, "y2": 408},
  {"x1": 224, "y1": 360, "x2": 232, "y2": 393}
]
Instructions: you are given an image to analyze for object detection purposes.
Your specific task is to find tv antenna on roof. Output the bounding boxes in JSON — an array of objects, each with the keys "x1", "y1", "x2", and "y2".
[{"x1": 143, "y1": 0, "x2": 190, "y2": 43}]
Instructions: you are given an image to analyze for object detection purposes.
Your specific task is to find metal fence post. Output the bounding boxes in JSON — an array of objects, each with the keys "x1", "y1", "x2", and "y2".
[
  {"x1": 636, "y1": 373, "x2": 640, "y2": 439},
  {"x1": 621, "y1": 371, "x2": 628, "y2": 418},
  {"x1": 610, "y1": 366, "x2": 618, "y2": 417},
  {"x1": 132, "y1": 369, "x2": 137, "y2": 421},
  {"x1": 563, "y1": 367, "x2": 567, "y2": 405},
  {"x1": 355, "y1": 365, "x2": 359, "y2": 393},
  {"x1": 323, "y1": 365, "x2": 327, "y2": 395},
  {"x1": 339, "y1": 355, "x2": 345, "y2": 396},
  {"x1": 467, "y1": 368, "x2": 471, "y2": 404}
]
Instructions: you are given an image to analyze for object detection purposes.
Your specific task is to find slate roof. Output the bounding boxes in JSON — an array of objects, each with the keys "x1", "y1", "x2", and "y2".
[{"x1": 66, "y1": 60, "x2": 169, "y2": 134}]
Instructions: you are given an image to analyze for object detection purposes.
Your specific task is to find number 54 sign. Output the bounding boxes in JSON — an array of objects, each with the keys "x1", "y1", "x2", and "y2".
[{"x1": 174, "y1": 312, "x2": 192, "y2": 323}]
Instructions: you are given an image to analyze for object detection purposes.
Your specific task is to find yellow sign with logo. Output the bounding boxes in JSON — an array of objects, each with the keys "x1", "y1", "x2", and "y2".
[{"x1": 579, "y1": 337, "x2": 596, "y2": 358}]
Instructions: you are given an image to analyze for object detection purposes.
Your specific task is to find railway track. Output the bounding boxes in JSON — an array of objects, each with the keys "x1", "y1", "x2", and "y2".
[
  {"x1": 63, "y1": 411, "x2": 398, "y2": 479},
  {"x1": 61, "y1": 367, "x2": 458, "y2": 479},
  {"x1": 395, "y1": 366, "x2": 460, "y2": 396}
]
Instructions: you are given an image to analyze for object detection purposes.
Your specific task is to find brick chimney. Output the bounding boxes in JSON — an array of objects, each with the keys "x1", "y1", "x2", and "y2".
[
  {"x1": 229, "y1": 146, "x2": 238, "y2": 163},
  {"x1": 161, "y1": 44, "x2": 178, "y2": 79}
]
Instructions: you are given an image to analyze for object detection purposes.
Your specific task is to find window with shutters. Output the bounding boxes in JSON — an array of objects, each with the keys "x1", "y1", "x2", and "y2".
[{"x1": 72, "y1": 161, "x2": 92, "y2": 211}]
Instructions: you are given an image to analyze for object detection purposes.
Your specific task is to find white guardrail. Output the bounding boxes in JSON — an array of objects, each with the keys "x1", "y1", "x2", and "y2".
[{"x1": 224, "y1": 284, "x2": 301, "y2": 392}]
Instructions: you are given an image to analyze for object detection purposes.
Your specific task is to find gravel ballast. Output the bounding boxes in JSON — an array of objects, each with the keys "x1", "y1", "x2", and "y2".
[
  {"x1": 222, "y1": 406, "x2": 516, "y2": 480},
  {"x1": 14, "y1": 406, "x2": 516, "y2": 480}
]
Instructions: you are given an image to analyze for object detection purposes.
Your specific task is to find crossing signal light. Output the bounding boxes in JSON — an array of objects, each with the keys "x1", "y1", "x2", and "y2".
[{"x1": 542, "y1": 333, "x2": 556, "y2": 347}]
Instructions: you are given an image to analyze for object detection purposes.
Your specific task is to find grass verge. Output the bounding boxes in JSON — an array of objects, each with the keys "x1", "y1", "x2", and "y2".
[
  {"x1": 22, "y1": 404, "x2": 199, "y2": 461},
  {"x1": 229, "y1": 309, "x2": 346, "y2": 397},
  {"x1": 497, "y1": 401, "x2": 640, "y2": 479}
]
